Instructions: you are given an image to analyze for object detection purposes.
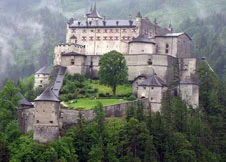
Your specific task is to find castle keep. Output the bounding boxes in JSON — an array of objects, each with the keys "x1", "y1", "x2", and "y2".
[
  {"x1": 18, "y1": 4, "x2": 199, "y2": 143},
  {"x1": 53, "y1": 4, "x2": 198, "y2": 109}
]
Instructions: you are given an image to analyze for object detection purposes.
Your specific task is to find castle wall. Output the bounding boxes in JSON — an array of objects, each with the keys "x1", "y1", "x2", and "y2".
[
  {"x1": 17, "y1": 107, "x2": 35, "y2": 133},
  {"x1": 34, "y1": 74, "x2": 49, "y2": 89},
  {"x1": 54, "y1": 44, "x2": 85, "y2": 66},
  {"x1": 33, "y1": 101, "x2": 60, "y2": 143},
  {"x1": 177, "y1": 34, "x2": 191, "y2": 58},
  {"x1": 155, "y1": 37, "x2": 178, "y2": 57},
  {"x1": 67, "y1": 27, "x2": 138, "y2": 55},
  {"x1": 33, "y1": 126, "x2": 59, "y2": 143},
  {"x1": 180, "y1": 58, "x2": 197, "y2": 82},
  {"x1": 61, "y1": 56, "x2": 85, "y2": 75},
  {"x1": 129, "y1": 42, "x2": 155, "y2": 54},
  {"x1": 179, "y1": 84, "x2": 199, "y2": 108}
]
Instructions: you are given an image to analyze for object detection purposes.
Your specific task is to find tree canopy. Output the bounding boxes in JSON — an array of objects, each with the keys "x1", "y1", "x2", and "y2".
[{"x1": 98, "y1": 50, "x2": 128, "y2": 96}]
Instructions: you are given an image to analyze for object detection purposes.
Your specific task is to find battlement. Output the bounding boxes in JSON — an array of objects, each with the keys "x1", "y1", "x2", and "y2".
[{"x1": 54, "y1": 43, "x2": 86, "y2": 65}]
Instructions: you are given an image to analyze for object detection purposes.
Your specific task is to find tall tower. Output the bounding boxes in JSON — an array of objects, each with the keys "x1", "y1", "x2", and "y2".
[{"x1": 33, "y1": 88, "x2": 61, "y2": 143}]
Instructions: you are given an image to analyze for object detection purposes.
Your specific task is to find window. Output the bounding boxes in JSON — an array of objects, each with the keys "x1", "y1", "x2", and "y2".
[
  {"x1": 122, "y1": 29, "x2": 127, "y2": 33},
  {"x1": 83, "y1": 29, "x2": 86, "y2": 33},
  {"x1": 110, "y1": 29, "x2": 113, "y2": 33},
  {"x1": 156, "y1": 45, "x2": 159, "y2": 53},
  {"x1": 71, "y1": 59, "x2": 75, "y2": 65},
  {"x1": 36, "y1": 120, "x2": 39, "y2": 123},
  {"x1": 115, "y1": 36, "x2": 119, "y2": 40},
  {"x1": 165, "y1": 49, "x2": 169, "y2": 54},
  {"x1": 89, "y1": 36, "x2": 94, "y2": 41},
  {"x1": 148, "y1": 59, "x2": 152, "y2": 65},
  {"x1": 103, "y1": 36, "x2": 107, "y2": 40},
  {"x1": 96, "y1": 36, "x2": 101, "y2": 41},
  {"x1": 152, "y1": 87, "x2": 154, "y2": 89},
  {"x1": 82, "y1": 36, "x2": 86, "y2": 41},
  {"x1": 72, "y1": 29, "x2": 76, "y2": 33},
  {"x1": 40, "y1": 80, "x2": 43, "y2": 83},
  {"x1": 91, "y1": 29, "x2": 94, "y2": 32},
  {"x1": 142, "y1": 50, "x2": 144, "y2": 52},
  {"x1": 104, "y1": 29, "x2": 107, "y2": 33},
  {"x1": 97, "y1": 29, "x2": 100, "y2": 33},
  {"x1": 109, "y1": 36, "x2": 113, "y2": 40},
  {"x1": 116, "y1": 29, "x2": 119, "y2": 33},
  {"x1": 165, "y1": 44, "x2": 169, "y2": 54},
  {"x1": 143, "y1": 86, "x2": 146, "y2": 90},
  {"x1": 50, "y1": 121, "x2": 53, "y2": 123}
]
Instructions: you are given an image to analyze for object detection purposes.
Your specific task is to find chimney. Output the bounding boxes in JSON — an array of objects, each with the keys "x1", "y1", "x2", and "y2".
[
  {"x1": 129, "y1": 20, "x2": 133, "y2": 26},
  {"x1": 78, "y1": 22, "x2": 81, "y2": 26},
  {"x1": 89, "y1": 21, "x2": 92, "y2": 25},
  {"x1": 116, "y1": 21, "x2": 119, "y2": 26}
]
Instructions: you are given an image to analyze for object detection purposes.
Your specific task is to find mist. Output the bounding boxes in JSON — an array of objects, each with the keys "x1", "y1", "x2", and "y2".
[{"x1": 1, "y1": 0, "x2": 226, "y2": 86}]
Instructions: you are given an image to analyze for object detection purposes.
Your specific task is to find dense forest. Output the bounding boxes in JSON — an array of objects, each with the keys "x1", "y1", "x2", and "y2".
[{"x1": 1, "y1": 60, "x2": 226, "y2": 161}]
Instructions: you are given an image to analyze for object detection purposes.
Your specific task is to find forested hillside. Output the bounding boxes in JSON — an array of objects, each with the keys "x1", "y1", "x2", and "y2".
[{"x1": 1, "y1": 60, "x2": 226, "y2": 161}]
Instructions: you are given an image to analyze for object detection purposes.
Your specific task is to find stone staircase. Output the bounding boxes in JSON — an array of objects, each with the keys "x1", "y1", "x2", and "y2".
[{"x1": 52, "y1": 66, "x2": 67, "y2": 96}]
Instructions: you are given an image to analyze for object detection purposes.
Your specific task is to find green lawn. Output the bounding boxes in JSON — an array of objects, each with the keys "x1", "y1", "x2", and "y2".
[{"x1": 67, "y1": 98, "x2": 128, "y2": 109}]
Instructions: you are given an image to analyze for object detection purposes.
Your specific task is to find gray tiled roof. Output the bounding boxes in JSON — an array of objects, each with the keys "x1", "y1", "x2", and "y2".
[
  {"x1": 35, "y1": 88, "x2": 60, "y2": 102},
  {"x1": 156, "y1": 32, "x2": 192, "y2": 40},
  {"x1": 139, "y1": 74, "x2": 167, "y2": 87},
  {"x1": 35, "y1": 66, "x2": 51, "y2": 75},
  {"x1": 70, "y1": 19, "x2": 136, "y2": 28},
  {"x1": 129, "y1": 34, "x2": 155, "y2": 44},
  {"x1": 18, "y1": 93, "x2": 34, "y2": 107}
]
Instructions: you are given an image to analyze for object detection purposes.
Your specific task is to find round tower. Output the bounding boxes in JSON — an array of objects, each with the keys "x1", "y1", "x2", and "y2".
[{"x1": 33, "y1": 88, "x2": 61, "y2": 143}]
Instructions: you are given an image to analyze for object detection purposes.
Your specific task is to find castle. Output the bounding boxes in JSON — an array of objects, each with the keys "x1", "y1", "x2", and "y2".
[{"x1": 21, "y1": 4, "x2": 199, "y2": 143}]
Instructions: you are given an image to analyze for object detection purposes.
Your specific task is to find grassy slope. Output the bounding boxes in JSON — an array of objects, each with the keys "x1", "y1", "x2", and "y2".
[{"x1": 68, "y1": 98, "x2": 128, "y2": 109}]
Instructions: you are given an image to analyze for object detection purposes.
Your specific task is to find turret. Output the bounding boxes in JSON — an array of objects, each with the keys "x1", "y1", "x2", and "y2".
[
  {"x1": 86, "y1": 2, "x2": 103, "y2": 21},
  {"x1": 136, "y1": 11, "x2": 142, "y2": 22},
  {"x1": 33, "y1": 88, "x2": 61, "y2": 143}
]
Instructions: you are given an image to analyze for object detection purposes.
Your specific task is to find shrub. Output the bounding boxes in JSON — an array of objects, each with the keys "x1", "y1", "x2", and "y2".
[{"x1": 127, "y1": 94, "x2": 137, "y2": 101}]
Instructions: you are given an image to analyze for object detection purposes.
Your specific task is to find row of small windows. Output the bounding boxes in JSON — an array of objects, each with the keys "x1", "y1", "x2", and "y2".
[
  {"x1": 81, "y1": 36, "x2": 132, "y2": 41},
  {"x1": 72, "y1": 28, "x2": 136, "y2": 33}
]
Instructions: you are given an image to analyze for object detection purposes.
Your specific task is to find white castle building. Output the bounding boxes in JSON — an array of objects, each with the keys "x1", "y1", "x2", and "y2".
[{"x1": 53, "y1": 4, "x2": 199, "y2": 111}]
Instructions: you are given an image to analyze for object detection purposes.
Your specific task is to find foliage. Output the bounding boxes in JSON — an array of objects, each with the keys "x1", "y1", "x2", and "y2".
[{"x1": 98, "y1": 50, "x2": 128, "y2": 96}]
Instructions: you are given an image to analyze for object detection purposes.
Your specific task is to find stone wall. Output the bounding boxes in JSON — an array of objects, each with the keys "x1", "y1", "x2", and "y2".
[
  {"x1": 129, "y1": 42, "x2": 155, "y2": 54},
  {"x1": 17, "y1": 107, "x2": 35, "y2": 133},
  {"x1": 34, "y1": 74, "x2": 49, "y2": 89}
]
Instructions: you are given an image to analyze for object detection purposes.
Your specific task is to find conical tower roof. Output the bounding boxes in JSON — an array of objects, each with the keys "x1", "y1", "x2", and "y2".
[
  {"x1": 35, "y1": 88, "x2": 60, "y2": 102},
  {"x1": 86, "y1": 2, "x2": 102, "y2": 19},
  {"x1": 139, "y1": 74, "x2": 167, "y2": 87}
]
